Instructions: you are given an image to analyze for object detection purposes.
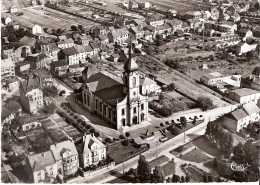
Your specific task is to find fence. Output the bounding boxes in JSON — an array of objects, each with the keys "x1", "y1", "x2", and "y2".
[
  {"x1": 171, "y1": 108, "x2": 201, "y2": 116},
  {"x1": 82, "y1": 161, "x2": 115, "y2": 177}
]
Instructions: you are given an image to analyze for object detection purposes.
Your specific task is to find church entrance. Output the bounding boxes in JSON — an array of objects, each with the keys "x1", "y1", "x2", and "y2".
[
  {"x1": 121, "y1": 118, "x2": 126, "y2": 126},
  {"x1": 141, "y1": 113, "x2": 145, "y2": 122},
  {"x1": 133, "y1": 116, "x2": 137, "y2": 125}
]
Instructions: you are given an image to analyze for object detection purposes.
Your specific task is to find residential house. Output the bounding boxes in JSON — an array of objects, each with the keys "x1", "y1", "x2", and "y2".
[
  {"x1": 75, "y1": 45, "x2": 94, "y2": 62},
  {"x1": 253, "y1": 26, "x2": 260, "y2": 38},
  {"x1": 57, "y1": 38, "x2": 74, "y2": 49},
  {"x1": 69, "y1": 64, "x2": 85, "y2": 75},
  {"x1": 228, "y1": 88, "x2": 260, "y2": 104},
  {"x1": 16, "y1": 45, "x2": 32, "y2": 58},
  {"x1": 14, "y1": 116, "x2": 41, "y2": 131},
  {"x1": 139, "y1": 75, "x2": 161, "y2": 95},
  {"x1": 146, "y1": 17, "x2": 165, "y2": 27},
  {"x1": 9, "y1": 6, "x2": 17, "y2": 13},
  {"x1": 138, "y1": 2, "x2": 151, "y2": 9},
  {"x1": 129, "y1": 26, "x2": 144, "y2": 39},
  {"x1": 58, "y1": 47, "x2": 79, "y2": 65},
  {"x1": 77, "y1": 35, "x2": 93, "y2": 46},
  {"x1": 6, "y1": 76, "x2": 19, "y2": 90},
  {"x1": 15, "y1": 61, "x2": 31, "y2": 77},
  {"x1": 2, "y1": 48, "x2": 18, "y2": 61},
  {"x1": 25, "y1": 53, "x2": 48, "y2": 70},
  {"x1": 19, "y1": 77, "x2": 44, "y2": 114},
  {"x1": 32, "y1": 24, "x2": 42, "y2": 35},
  {"x1": 5, "y1": 16, "x2": 12, "y2": 25},
  {"x1": 51, "y1": 60, "x2": 69, "y2": 77},
  {"x1": 240, "y1": 74, "x2": 260, "y2": 91},
  {"x1": 97, "y1": 35, "x2": 109, "y2": 45},
  {"x1": 89, "y1": 42, "x2": 101, "y2": 55},
  {"x1": 81, "y1": 45, "x2": 149, "y2": 130},
  {"x1": 110, "y1": 53, "x2": 120, "y2": 63},
  {"x1": 33, "y1": 68, "x2": 53, "y2": 87},
  {"x1": 57, "y1": 35, "x2": 67, "y2": 42},
  {"x1": 1, "y1": 107, "x2": 13, "y2": 125},
  {"x1": 129, "y1": 1, "x2": 138, "y2": 9},
  {"x1": 19, "y1": 36, "x2": 36, "y2": 51},
  {"x1": 1, "y1": 58, "x2": 15, "y2": 80},
  {"x1": 50, "y1": 140, "x2": 79, "y2": 177},
  {"x1": 25, "y1": 151, "x2": 57, "y2": 183},
  {"x1": 222, "y1": 102, "x2": 260, "y2": 132},
  {"x1": 93, "y1": 26, "x2": 109, "y2": 37},
  {"x1": 131, "y1": 19, "x2": 148, "y2": 27},
  {"x1": 107, "y1": 28, "x2": 129, "y2": 45},
  {"x1": 200, "y1": 72, "x2": 226, "y2": 86},
  {"x1": 1, "y1": 101, "x2": 22, "y2": 124},
  {"x1": 235, "y1": 41, "x2": 258, "y2": 55},
  {"x1": 168, "y1": 19, "x2": 183, "y2": 32},
  {"x1": 49, "y1": 43, "x2": 60, "y2": 57},
  {"x1": 75, "y1": 134, "x2": 106, "y2": 168},
  {"x1": 35, "y1": 40, "x2": 51, "y2": 53},
  {"x1": 154, "y1": 23, "x2": 172, "y2": 38},
  {"x1": 184, "y1": 11, "x2": 202, "y2": 20},
  {"x1": 81, "y1": 64, "x2": 100, "y2": 82},
  {"x1": 143, "y1": 30, "x2": 153, "y2": 42}
]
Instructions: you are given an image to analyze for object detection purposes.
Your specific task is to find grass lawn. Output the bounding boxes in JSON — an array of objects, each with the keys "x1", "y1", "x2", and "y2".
[
  {"x1": 108, "y1": 142, "x2": 149, "y2": 164},
  {"x1": 170, "y1": 142, "x2": 194, "y2": 156},
  {"x1": 161, "y1": 161, "x2": 175, "y2": 176},
  {"x1": 149, "y1": 155, "x2": 169, "y2": 168},
  {"x1": 182, "y1": 165, "x2": 205, "y2": 183},
  {"x1": 204, "y1": 159, "x2": 233, "y2": 176},
  {"x1": 182, "y1": 148, "x2": 212, "y2": 163},
  {"x1": 108, "y1": 175, "x2": 134, "y2": 183},
  {"x1": 192, "y1": 135, "x2": 222, "y2": 157}
]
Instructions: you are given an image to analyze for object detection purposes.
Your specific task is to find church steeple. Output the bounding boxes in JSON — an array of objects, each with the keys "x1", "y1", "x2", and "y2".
[{"x1": 123, "y1": 39, "x2": 138, "y2": 73}]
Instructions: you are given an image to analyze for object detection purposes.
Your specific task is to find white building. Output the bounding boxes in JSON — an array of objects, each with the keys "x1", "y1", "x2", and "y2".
[
  {"x1": 32, "y1": 24, "x2": 42, "y2": 35},
  {"x1": 229, "y1": 88, "x2": 260, "y2": 105}
]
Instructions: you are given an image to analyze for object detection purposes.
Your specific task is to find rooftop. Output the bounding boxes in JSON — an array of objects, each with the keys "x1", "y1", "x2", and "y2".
[
  {"x1": 50, "y1": 140, "x2": 78, "y2": 161},
  {"x1": 33, "y1": 68, "x2": 52, "y2": 78},
  {"x1": 75, "y1": 134, "x2": 105, "y2": 153},
  {"x1": 1, "y1": 58, "x2": 14, "y2": 69},
  {"x1": 27, "y1": 151, "x2": 56, "y2": 172},
  {"x1": 232, "y1": 88, "x2": 259, "y2": 97}
]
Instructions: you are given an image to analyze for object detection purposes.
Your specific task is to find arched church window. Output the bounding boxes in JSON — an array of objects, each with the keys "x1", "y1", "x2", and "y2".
[{"x1": 133, "y1": 77, "x2": 136, "y2": 87}]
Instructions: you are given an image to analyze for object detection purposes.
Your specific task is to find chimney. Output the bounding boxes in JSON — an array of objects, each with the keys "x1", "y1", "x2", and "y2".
[{"x1": 42, "y1": 152, "x2": 46, "y2": 158}]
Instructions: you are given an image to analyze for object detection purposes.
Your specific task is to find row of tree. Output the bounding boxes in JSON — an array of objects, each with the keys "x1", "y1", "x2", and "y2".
[{"x1": 205, "y1": 120, "x2": 234, "y2": 155}]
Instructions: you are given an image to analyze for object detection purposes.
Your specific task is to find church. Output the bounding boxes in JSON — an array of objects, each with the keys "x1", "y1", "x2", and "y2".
[{"x1": 81, "y1": 44, "x2": 149, "y2": 130}]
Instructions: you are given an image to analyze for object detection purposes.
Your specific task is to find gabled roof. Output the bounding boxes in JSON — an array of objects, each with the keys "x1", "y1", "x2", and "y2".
[
  {"x1": 61, "y1": 47, "x2": 78, "y2": 56},
  {"x1": 75, "y1": 134, "x2": 106, "y2": 153},
  {"x1": 27, "y1": 151, "x2": 56, "y2": 172},
  {"x1": 1, "y1": 58, "x2": 14, "y2": 68},
  {"x1": 140, "y1": 76, "x2": 156, "y2": 86},
  {"x1": 52, "y1": 60, "x2": 68, "y2": 68},
  {"x1": 232, "y1": 88, "x2": 259, "y2": 97},
  {"x1": 243, "y1": 102, "x2": 260, "y2": 115},
  {"x1": 5, "y1": 101, "x2": 21, "y2": 113},
  {"x1": 50, "y1": 140, "x2": 78, "y2": 161},
  {"x1": 57, "y1": 38, "x2": 74, "y2": 45},
  {"x1": 6, "y1": 76, "x2": 18, "y2": 84},
  {"x1": 21, "y1": 77, "x2": 40, "y2": 93},
  {"x1": 19, "y1": 36, "x2": 36, "y2": 47},
  {"x1": 225, "y1": 109, "x2": 248, "y2": 121},
  {"x1": 1, "y1": 107, "x2": 12, "y2": 120},
  {"x1": 34, "y1": 68, "x2": 52, "y2": 78},
  {"x1": 86, "y1": 72, "x2": 122, "y2": 92},
  {"x1": 14, "y1": 116, "x2": 38, "y2": 125}
]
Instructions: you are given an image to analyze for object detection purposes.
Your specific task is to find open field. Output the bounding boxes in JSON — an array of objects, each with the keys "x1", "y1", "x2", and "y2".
[
  {"x1": 2, "y1": 6, "x2": 100, "y2": 30},
  {"x1": 182, "y1": 148, "x2": 212, "y2": 163},
  {"x1": 2, "y1": 0, "x2": 30, "y2": 10}
]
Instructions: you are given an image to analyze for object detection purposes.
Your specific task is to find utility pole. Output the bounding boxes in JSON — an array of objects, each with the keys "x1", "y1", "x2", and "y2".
[
  {"x1": 184, "y1": 127, "x2": 186, "y2": 143},
  {"x1": 156, "y1": 141, "x2": 159, "y2": 157},
  {"x1": 122, "y1": 154, "x2": 125, "y2": 174}
]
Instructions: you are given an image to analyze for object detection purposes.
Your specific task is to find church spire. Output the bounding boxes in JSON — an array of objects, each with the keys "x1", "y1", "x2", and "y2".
[{"x1": 123, "y1": 38, "x2": 138, "y2": 72}]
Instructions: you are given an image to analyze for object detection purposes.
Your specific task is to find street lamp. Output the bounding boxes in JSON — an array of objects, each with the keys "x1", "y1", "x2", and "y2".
[{"x1": 155, "y1": 141, "x2": 160, "y2": 157}]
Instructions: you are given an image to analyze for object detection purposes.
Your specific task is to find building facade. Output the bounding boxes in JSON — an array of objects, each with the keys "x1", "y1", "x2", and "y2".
[{"x1": 81, "y1": 44, "x2": 149, "y2": 130}]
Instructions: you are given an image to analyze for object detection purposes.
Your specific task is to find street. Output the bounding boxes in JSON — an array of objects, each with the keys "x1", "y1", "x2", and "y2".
[{"x1": 73, "y1": 104, "x2": 237, "y2": 183}]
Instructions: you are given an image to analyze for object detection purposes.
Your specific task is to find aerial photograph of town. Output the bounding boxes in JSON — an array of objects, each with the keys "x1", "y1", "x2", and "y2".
[{"x1": 1, "y1": 0, "x2": 259, "y2": 183}]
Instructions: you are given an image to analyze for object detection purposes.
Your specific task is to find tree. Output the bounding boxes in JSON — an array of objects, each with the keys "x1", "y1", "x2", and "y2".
[
  {"x1": 180, "y1": 176, "x2": 185, "y2": 183},
  {"x1": 41, "y1": 102, "x2": 57, "y2": 114},
  {"x1": 197, "y1": 96, "x2": 213, "y2": 111},
  {"x1": 203, "y1": 174, "x2": 208, "y2": 182},
  {"x1": 125, "y1": 132, "x2": 130, "y2": 138},
  {"x1": 8, "y1": 33, "x2": 18, "y2": 42},
  {"x1": 171, "y1": 127, "x2": 181, "y2": 135},
  {"x1": 153, "y1": 166, "x2": 165, "y2": 183},
  {"x1": 78, "y1": 25, "x2": 83, "y2": 30},
  {"x1": 94, "y1": 132, "x2": 100, "y2": 137},
  {"x1": 180, "y1": 116, "x2": 187, "y2": 128},
  {"x1": 185, "y1": 175, "x2": 190, "y2": 182},
  {"x1": 35, "y1": 132, "x2": 53, "y2": 152},
  {"x1": 21, "y1": 138, "x2": 29, "y2": 149},
  {"x1": 213, "y1": 158, "x2": 218, "y2": 168},
  {"x1": 105, "y1": 137, "x2": 112, "y2": 143},
  {"x1": 119, "y1": 134, "x2": 125, "y2": 139},
  {"x1": 71, "y1": 25, "x2": 78, "y2": 31},
  {"x1": 137, "y1": 155, "x2": 151, "y2": 183},
  {"x1": 172, "y1": 174, "x2": 180, "y2": 182},
  {"x1": 166, "y1": 83, "x2": 175, "y2": 91},
  {"x1": 42, "y1": 85, "x2": 58, "y2": 97},
  {"x1": 90, "y1": 128, "x2": 96, "y2": 133}
]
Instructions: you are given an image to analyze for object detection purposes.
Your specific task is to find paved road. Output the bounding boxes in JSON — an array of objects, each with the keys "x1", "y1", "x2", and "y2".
[{"x1": 72, "y1": 104, "x2": 237, "y2": 183}]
